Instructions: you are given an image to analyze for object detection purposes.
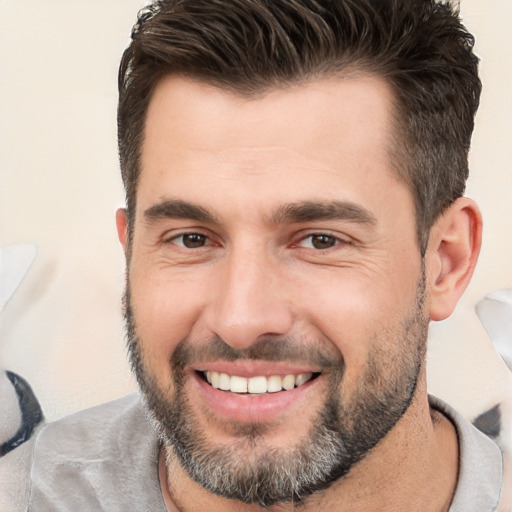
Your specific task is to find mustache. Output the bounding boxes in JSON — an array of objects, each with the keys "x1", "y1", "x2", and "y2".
[
  {"x1": 170, "y1": 335, "x2": 344, "y2": 373},
  {"x1": 124, "y1": 284, "x2": 344, "y2": 373}
]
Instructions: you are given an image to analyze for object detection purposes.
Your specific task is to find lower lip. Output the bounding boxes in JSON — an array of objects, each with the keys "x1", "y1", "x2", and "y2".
[{"x1": 190, "y1": 371, "x2": 320, "y2": 423}]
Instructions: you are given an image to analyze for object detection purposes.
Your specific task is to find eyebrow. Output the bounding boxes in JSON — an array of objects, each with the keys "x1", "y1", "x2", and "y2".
[
  {"x1": 143, "y1": 198, "x2": 377, "y2": 227},
  {"x1": 270, "y1": 201, "x2": 377, "y2": 226},
  {"x1": 144, "y1": 199, "x2": 218, "y2": 224}
]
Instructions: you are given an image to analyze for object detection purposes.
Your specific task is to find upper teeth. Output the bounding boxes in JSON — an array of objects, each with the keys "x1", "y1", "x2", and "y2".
[{"x1": 205, "y1": 371, "x2": 313, "y2": 394}]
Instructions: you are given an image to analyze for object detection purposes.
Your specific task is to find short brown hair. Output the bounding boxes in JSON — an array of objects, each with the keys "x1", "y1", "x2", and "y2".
[{"x1": 118, "y1": 0, "x2": 480, "y2": 253}]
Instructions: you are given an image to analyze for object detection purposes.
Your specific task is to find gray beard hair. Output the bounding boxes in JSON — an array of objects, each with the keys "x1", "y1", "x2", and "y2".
[{"x1": 124, "y1": 271, "x2": 428, "y2": 507}]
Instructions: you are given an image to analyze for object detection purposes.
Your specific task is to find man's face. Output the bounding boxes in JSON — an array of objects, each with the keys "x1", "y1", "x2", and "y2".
[{"x1": 123, "y1": 75, "x2": 428, "y2": 505}]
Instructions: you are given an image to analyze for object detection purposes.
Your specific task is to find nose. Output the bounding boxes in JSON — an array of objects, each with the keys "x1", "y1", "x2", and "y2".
[{"x1": 203, "y1": 248, "x2": 293, "y2": 349}]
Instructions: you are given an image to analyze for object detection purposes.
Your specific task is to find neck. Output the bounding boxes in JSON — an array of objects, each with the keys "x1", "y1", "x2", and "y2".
[{"x1": 159, "y1": 382, "x2": 459, "y2": 512}]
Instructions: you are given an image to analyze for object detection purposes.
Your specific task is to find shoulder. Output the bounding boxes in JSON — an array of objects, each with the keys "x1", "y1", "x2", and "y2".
[
  {"x1": 26, "y1": 393, "x2": 165, "y2": 511},
  {"x1": 34, "y1": 392, "x2": 147, "y2": 457},
  {"x1": 429, "y1": 395, "x2": 503, "y2": 512}
]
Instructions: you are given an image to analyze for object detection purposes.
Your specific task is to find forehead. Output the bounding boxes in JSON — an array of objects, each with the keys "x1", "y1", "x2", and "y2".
[
  {"x1": 137, "y1": 74, "x2": 408, "y2": 221},
  {"x1": 143, "y1": 73, "x2": 395, "y2": 156}
]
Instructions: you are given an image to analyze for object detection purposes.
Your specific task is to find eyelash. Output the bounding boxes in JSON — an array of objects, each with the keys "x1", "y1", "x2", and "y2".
[
  {"x1": 295, "y1": 233, "x2": 348, "y2": 251},
  {"x1": 164, "y1": 231, "x2": 349, "y2": 253},
  {"x1": 166, "y1": 232, "x2": 214, "y2": 249}
]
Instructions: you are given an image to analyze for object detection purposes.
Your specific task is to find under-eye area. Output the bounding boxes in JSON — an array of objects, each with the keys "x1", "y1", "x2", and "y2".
[{"x1": 197, "y1": 371, "x2": 321, "y2": 395}]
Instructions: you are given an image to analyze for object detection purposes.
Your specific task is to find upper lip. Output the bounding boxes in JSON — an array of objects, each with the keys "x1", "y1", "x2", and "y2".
[{"x1": 192, "y1": 360, "x2": 322, "y2": 378}]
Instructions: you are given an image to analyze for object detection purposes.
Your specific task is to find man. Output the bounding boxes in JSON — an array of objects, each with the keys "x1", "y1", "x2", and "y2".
[{"x1": 4, "y1": 0, "x2": 504, "y2": 510}]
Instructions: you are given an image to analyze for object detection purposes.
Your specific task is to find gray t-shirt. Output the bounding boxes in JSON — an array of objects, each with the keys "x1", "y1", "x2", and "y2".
[{"x1": 8, "y1": 393, "x2": 504, "y2": 511}]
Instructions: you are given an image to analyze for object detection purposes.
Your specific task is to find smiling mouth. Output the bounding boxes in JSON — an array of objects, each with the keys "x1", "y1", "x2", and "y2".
[{"x1": 198, "y1": 370, "x2": 321, "y2": 395}]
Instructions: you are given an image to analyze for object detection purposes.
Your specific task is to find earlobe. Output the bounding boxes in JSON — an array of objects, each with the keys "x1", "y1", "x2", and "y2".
[
  {"x1": 115, "y1": 208, "x2": 128, "y2": 252},
  {"x1": 426, "y1": 198, "x2": 482, "y2": 321}
]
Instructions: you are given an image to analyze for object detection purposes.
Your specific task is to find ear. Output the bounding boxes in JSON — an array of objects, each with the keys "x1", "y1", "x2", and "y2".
[
  {"x1": 115, "y1": 208, "x2": 128, "y2": 253},
  {"x1": 426, "y1": 197, "x2": 482, "y2": 321}
]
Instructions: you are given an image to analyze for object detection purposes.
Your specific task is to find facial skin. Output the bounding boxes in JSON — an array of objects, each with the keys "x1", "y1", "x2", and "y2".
[{"x1": 117, "y1": 75, "x2": 480, "y2": 510}]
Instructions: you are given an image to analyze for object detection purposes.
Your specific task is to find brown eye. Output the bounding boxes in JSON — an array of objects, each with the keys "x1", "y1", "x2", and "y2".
[
  {"x1": 310, "y1": 234, "x2": 338, "y2": 249},
  {"x1": 297, "y1": 233, "x2": 342, "y2": 250},
  {"x1": 178, "y1": 233, "x2": 208, "y2": 248}
]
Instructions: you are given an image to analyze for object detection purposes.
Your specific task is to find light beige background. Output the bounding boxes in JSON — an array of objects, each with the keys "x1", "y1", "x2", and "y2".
[{"x1": 0, "y1": 0, "x2": 511, "y2": 422}]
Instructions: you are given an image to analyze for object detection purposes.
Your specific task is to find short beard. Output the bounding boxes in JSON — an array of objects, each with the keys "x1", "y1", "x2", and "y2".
[{"x1": 124, "y1": 271, "x2": 428, "y2": 507}]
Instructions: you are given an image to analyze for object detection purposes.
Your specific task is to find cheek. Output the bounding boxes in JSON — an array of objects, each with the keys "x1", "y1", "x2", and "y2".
[
  {"x1": 129, "y1": 269, "x2": 206, "y2": 381},
  {"x1": 293, "y1": 264, "x2": 421, "y2": 381}
]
